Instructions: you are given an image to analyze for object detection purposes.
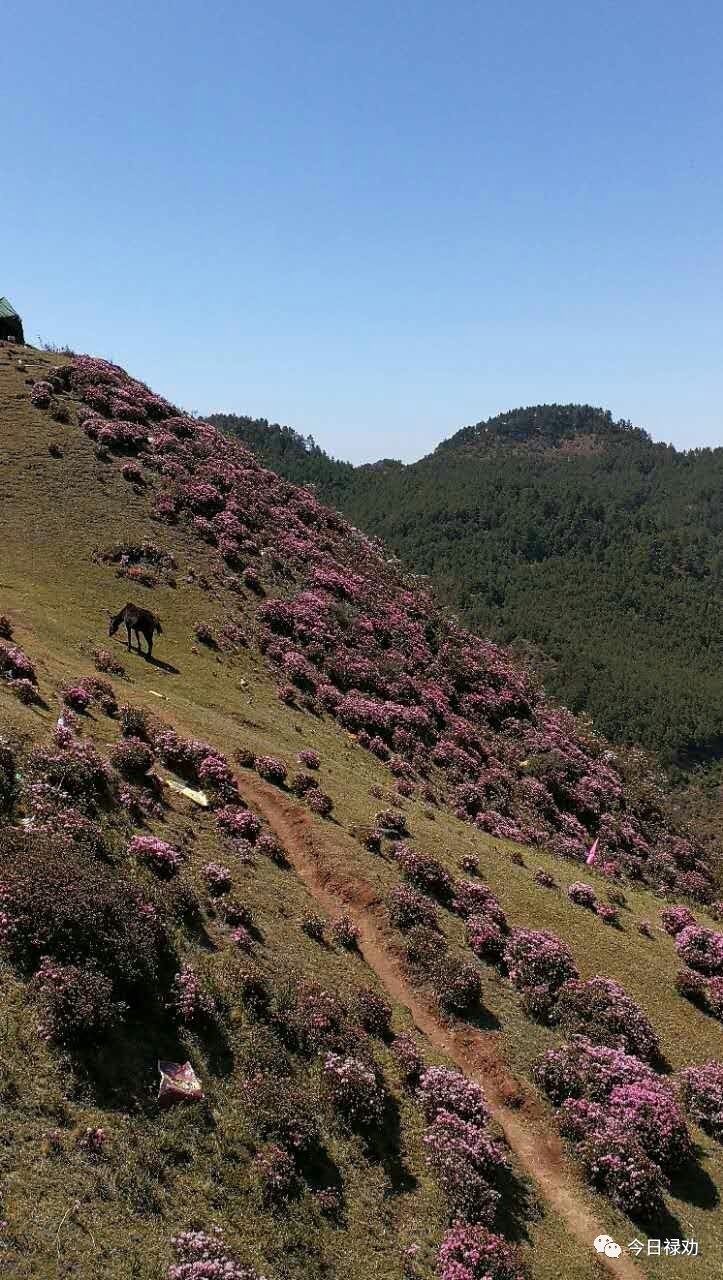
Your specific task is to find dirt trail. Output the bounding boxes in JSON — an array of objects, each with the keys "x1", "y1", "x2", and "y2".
[{"x1": 238, "y1": 773, "x2": 641, "y2": 1280}]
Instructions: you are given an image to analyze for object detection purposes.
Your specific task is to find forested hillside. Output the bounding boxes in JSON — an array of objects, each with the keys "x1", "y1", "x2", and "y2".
[{"x1": 210, "y1": 406, "x2": 723, "y2": 772}]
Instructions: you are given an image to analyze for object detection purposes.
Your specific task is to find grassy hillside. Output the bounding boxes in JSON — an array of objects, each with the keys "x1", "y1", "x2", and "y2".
[
  {"x1": 0, "y1": 347, "x2": 721, "y2": 1280},
  {"x1": 209, "y1": 406, "x2": 723, "y2": 773}
]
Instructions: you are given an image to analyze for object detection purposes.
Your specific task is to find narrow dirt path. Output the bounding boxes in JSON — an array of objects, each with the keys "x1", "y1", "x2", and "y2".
[{"x1": 238, "y1": 773, "x2": 641, "y2": 1280}]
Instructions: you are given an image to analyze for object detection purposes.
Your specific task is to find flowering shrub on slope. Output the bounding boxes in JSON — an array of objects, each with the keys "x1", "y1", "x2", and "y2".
[
  {"x1": 42, "y1": 353, "x2": 717, "y2": 902},
  {"x1": 168, "y1": 1228, "x2": 267, "y2": 1280},
  {"x1": 322, "y1": 1052, "x2": 384, "y2": 1126},
  {"x1": 534, "y1": 1036, "x2": 691, "y2": 1217},
  {"x1": 675, "y1": 926, "x2": 723, "y2": 976},
  {"x1": 437, "y1": 1225, "x2": 527, "y2": 1280},
  {"x1": 678, "y1": 1062, "x2": 723, "y2": 1143},
  {"x1": 555, "y1": 977, "x2": 660, "y2": 1062}
]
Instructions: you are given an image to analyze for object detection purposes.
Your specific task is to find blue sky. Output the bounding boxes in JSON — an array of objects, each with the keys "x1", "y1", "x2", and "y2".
[{"x1": 4, "y1": 1, "x2": 722, "y2": 462}]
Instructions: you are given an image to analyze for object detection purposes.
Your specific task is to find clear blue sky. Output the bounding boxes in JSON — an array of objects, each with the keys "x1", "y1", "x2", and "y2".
[{"x1": 4, "y1": 1, "x2": 722, "y2": 462}]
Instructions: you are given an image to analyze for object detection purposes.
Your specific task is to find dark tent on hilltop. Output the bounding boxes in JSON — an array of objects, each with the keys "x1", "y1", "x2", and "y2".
[{"x1": 0, "y1": 298, "x2": 24, "y2": 344}]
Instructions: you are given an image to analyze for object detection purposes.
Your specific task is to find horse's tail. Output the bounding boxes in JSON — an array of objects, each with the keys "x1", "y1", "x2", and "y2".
[{"x1": 154, "y1": 617, "x2": 163, "y2": 634}]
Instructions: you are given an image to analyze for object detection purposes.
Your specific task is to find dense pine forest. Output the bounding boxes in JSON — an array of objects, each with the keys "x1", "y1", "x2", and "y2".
[{"x1": 209, "y1": 406, "x2": 723, "y2": 777}]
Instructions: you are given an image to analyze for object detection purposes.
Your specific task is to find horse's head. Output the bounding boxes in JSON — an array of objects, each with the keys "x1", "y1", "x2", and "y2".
[{"x1": 108, "y1": 611, "x2": 120, "y2": 637}]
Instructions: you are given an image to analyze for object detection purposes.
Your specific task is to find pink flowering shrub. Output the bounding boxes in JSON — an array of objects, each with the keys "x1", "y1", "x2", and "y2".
[
  {"x1": 322, "y1": 1052, "x2": 384, "y2": 1126},
  {"x1": 254, "y1": 1143, "x2": 297, "y2": 1208},
  {"x1": 555, "y1": 977, "x2": 660, "y2": 1062},
  {"x1": 678, "y1": 1062, "x2": 723, "y2": 1143},
  {"x1": 119, "y1": 704, "x2": 150, "y2": 738},
  {"x1": 203, "y1": 863, "x2": 232, "y2": 896},
  {"x1": 167, "y1": 1228, "x2": 264, "y2": 1279},
  {"x1": 27, "y1": 738, "x2": 112, "y2": 804},
  {"x1": 418, "y1": 1067, "x2": 491, "y2": 1127},
  {"x1": 503, "y1": 928, "x2": 578, "y2": 1020},
  {"x1": 34, "y1": 957, "x2": 125, "y2": 1044},
  {"x1": 575, "y1": 1126, "x2": 665, "y2": 1218},
  {"x1": 388, "y1": 884, "x2": 439, "y2": 931},
  {"x1": 291, "y1": 771, "x2": 315, "y2": 795},
  {"x1": 453, "y1": 880, "x2": 508, "y2": 928},
  {"x1": 197, "y1": 752, "x2": 238, "y2": 802},
  {"x1": 533, "y1": 867, "x2": 557, "y2": 889},
  {"x1": 31, "y1": 380, "x2": 54, "y2": 408},
  {"x1": 437, "y1": 1225, "x2": 527, "y2": 1280},
  {"x1": 424, "y1": 1109, "x2": 506, "y2": 1223},
  {"x1": 427, "y1": 954, "x2": 480, "y2": 1014},
  {"x1": 297, "y1": 748, "x2": 320, "y2": 769},
  {"x1": 395, "y1": 847, "x2": 453, "y2": 900},
  {"x1": 130, "y1": 834, "x2": 182, "y2": 878},
  {"x1": 467, "y1": 914, "x2": 505, "y2": 962},
  {"x1": 77, "y1": 1126, "x2": 107, "y2": 1155},
  {"x1": 215, "y1": 805, "x2": 261, "y2": 842},
  {"x1": 661, "y1": 906, "x2": 697, "y2": 936},
  {"x1": 354, "y1": 987, "x2": 392, "y2": 1037},
  {"x1": 255, "y1": 756, "x2": 288, "y2": 786},
  {"x1": 306, "y1": 788, "x2": 334, "y2": 816},
  {"x1": 109, "y1": 736, "x2": 154, "y2": 779},
  {"x1": 675, "y1": 925, "x2": 723, "y2": 976},
  {"x1": 332, "y1": 914, "x2": 360, "y2": 950},
  {"x1": 392, "y1": 1033, "x2": 423, "y2": 1086},
  {"x1": 92, "y1": 647, "x2": 125, "y2": 676},
  {"x1": 566, "y1": 881, "x2": 596, "y2": 910},
  {"x1": 375, "y1": 809, "x2": 409, "y2": 837},
  {"x1": 637, "y1": 919, "x2": 654, "y2": 938},
  {"x1": 170, "y1": 965, "x2": 215, "y2": 1026},
  {"x1": 595, "y1": 903, "x2": 620, "y2": 927},
  {"x1": 0, "y1": 643, "x2": 37, "y2": 684}
]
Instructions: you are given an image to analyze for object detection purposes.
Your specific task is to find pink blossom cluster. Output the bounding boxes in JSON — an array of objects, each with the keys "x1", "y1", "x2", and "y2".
[
  {"x1": 354, "y1": 987, "x2": 392, "y2": 1037},
  {"x1": 388, "y1": 884, "x2": 440, "y2": 932},
  {"x1": 297, "y1": 748, "x2": 320, "y2": 769},
  {"x1": 661, "y1": 905, "x2": 697, "y2": 936},
  {"x1": 168, "y1": 1228, "x2": 268, "y2": 1280},
  {"x1": 129, "y1": 834, "x2": 182, "y2": 877},
  {"x1": 33, "y1": 956, "x2": 124, "y2": 1045},
  {"x1": 215, "y1": 805, "x2": 261, "y2": 842},
  {"x1": 554, "y1": 976, "x2": 660, "y2": 1062},
  {"x1": 566, "y1": 881, "x2": 596, "y2": 909},
  {"x1": 418, "y1": 1068, "x2": 506, "y2": 1224},
  {"x1": 678, "y1": 1061, "x2": 723, "y2": 1143},
  {"x1": 437, "y1": 1225, "x2": 527, "y2": 1280},
  {"x1": 322, "y1": 1052, "x2": 384, "y2": 1126},
  {"x1": 331, "y1": 914, "x2": 360, "y2": 950},
  {"x1": 675, "y1": 925, "x2": 723, "y2": 976},
  {"x1": 254, "y1": 1143, "x2": 297, "y2": 1207},
  {"x1": 503, "y1": 928, "x2": 578, "y2": 1021},
  {"x1": 170, "y1": 965, "x2": 214, "y2": 1025},
  {"x1": 202, "y1": 863, "x2": 232, "y2": 896},
  {"x1": 0, "y1": 642, "x2": 37, "y2": 684},
  {"x1": 534, "y1": 1036, "x2": 691, "y2": 1215},
  {"x1": 109, "y1": 735, "x2": 154, "y2": 779},
  {"x1": 254, "y1": 756, "x2": 288, "y2": 786},
  {"x1": 391, "y1": 1033, "x2": 423, "y2": 1085}
]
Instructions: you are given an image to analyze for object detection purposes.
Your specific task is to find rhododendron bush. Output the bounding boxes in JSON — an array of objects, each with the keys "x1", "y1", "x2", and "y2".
[
  {"x1": 678, "y1": 1061, "x2": 723, "y2": 1143},
  {"x1": 40, "y1": 353, "x2": 716, "y2": 901},
  {"x1": 534, "y1": 1037, "x2": 692, "y2": 1216}
]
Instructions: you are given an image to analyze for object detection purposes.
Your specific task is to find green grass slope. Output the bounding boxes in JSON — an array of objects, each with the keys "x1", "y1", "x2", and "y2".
[{"x1": 0, "y1": 349, "x2": 720, "y2": 1280}]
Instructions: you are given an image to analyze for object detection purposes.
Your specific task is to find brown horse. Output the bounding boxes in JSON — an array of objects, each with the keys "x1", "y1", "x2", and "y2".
[{"x1": 109, "y1": 602, "x2": 163, "y2": 659}]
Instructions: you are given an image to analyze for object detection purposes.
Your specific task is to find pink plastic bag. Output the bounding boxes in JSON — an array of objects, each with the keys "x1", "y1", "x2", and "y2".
[{"x1": 158, "y1": 1060, "x2": 204, "y2": 1107}]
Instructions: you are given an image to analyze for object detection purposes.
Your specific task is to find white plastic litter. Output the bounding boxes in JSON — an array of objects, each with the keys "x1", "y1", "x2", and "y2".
[{"x1": 163, "y1": 777, "x2": 209, "y2": 807}]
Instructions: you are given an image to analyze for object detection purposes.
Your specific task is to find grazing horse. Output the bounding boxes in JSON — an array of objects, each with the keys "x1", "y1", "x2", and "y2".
[{"x1": 109, "y1": 602, "x2": 163, "y2": 659}]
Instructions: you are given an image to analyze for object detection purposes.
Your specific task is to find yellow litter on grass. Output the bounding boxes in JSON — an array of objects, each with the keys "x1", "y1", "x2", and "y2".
[{"x1": 163, "y1": 777, "x2": 209, "y2": 807}]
